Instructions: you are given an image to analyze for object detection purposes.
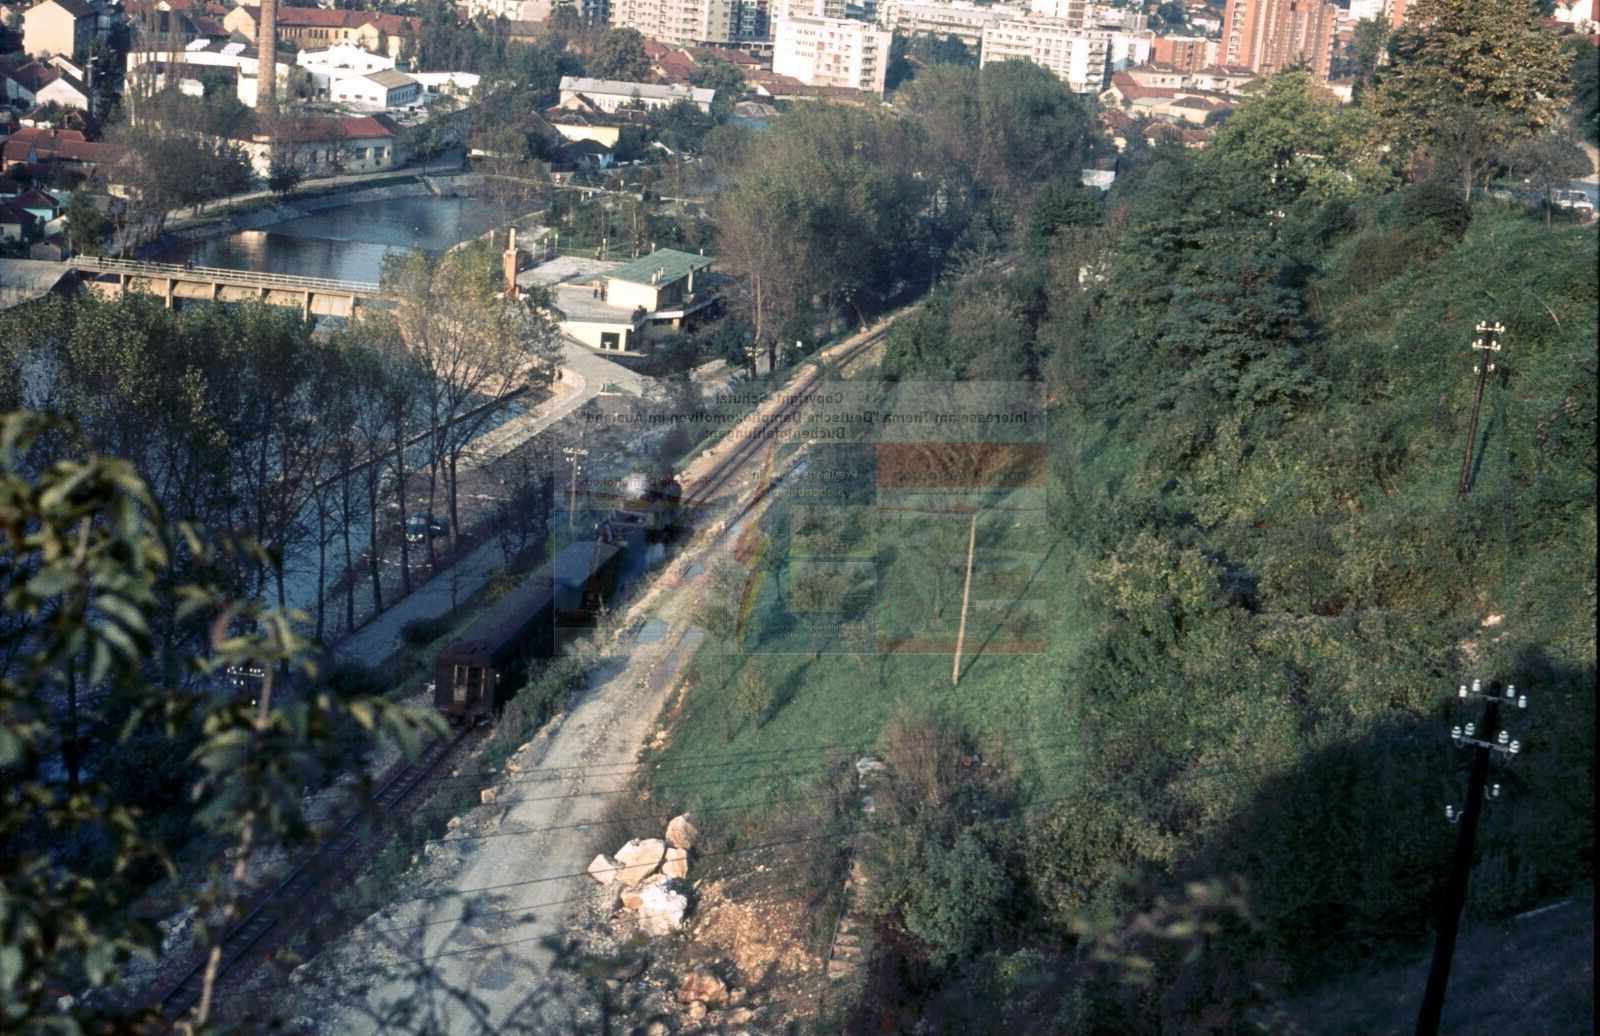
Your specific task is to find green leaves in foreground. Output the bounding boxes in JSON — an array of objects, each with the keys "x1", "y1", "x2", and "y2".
[{"x1": 1, "y1": 410, "x2": 443, "y2": 1034}]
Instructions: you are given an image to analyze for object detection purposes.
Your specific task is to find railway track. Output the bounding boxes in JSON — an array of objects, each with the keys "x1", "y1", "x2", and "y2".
[
  {"x1": 155, "y1": 725, "x2": 478, "y2": 1023},
  {"x1": 682, "y1": 322, "x2": 891, "y2": 516},
  {"x1": 151, "y1": 320, "x2": 890, "y2": 1025}
]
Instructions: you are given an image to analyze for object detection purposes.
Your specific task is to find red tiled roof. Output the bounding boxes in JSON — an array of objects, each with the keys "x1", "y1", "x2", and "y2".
[
  {"x1": 693, "y1": 46, "x2": 761, "y2": 67},
  {"x1": 642, "y1": 39, "x2": 673, "y2": 59},
  {"x1": 6, "y1": 61, "x2": 61, "y2": 93},
  {"x1": 269, "y1": 114, "x2": 400, "y2": 143},
  {"x1": 0, "y1": 202, "x2": 39, "y2": 227},
  {"x1": 235, "y1": 5, "x2": 419, "y2": 33},
  {"x1": 1108, "y1": 71, "x2": 1177, "y2": 100},
  {"x1": 653, "y1": 50, "x2": 697, "y2": 82},
  {"x1": 15, "y1": 187, "x2": 59, "y2": 209},
  {"x1": 2, "y1": 137, "x2": 126, "y2": 166},
  {"x1": 8, "y1": 127, "x2": 87, "y2": 145}
]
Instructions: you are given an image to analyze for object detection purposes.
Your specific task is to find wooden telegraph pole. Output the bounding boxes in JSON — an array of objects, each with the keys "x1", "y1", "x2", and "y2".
[
  {"x1": 1457, "y1": 321, "x2": 1504, "y2": 497},
  {"x1": 1415, "y1": 678, "x2": 1528, "y2": 1036},
  {"x1": 952, "y1": 510, "x2": 977, "y2": 686}
]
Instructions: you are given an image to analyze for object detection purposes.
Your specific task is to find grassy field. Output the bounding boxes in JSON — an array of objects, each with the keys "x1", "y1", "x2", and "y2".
[{"x1": 642, "y1": 428, "x2": 1093, "y2": 824}]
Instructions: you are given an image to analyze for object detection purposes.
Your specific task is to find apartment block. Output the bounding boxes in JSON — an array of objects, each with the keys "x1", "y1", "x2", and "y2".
[
  {"x1": 876, "y1": 0, "x2": 1025, "y2": 48},
  {"x1": 772, "y1": 14, "x2": 890, "y2": 93},
  {"x1": 1151, "y1": 33, "x2": 1218, "y2": 70},
  {"x1": 610, "y1": 0, "x2": 737, "y2": 47},
  {"x1": 980, "y1": 16, "x2": 1110, "y2": 93},
  {"x1": 1220, "y1": 0, "x2": 1337, "y2": 79},
  {"x1": 773, "y1": 0, "x2": 844, "y2": 19}
]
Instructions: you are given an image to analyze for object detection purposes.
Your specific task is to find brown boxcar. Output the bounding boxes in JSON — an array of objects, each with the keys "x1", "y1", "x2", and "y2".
[{"x1": 433, "y1": 539, "x2": 622, "y2": 723}]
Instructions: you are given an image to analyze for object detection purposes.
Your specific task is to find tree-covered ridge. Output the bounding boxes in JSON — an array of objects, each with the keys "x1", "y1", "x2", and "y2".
[{"x1": 846, "y1": 68, "x2": 1595, "y2": 1031}]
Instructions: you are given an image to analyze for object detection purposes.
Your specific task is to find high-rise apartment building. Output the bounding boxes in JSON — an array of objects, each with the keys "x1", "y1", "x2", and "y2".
[
  {"x1": 1220, "y1": 0, "x2": 1337, "y2": 79},
  {"x1": 980, "y1": 16, "x2": 1110, "y2": 93},
  {"x1": 876, "y1": 0, "x2": 1025, "y2": 48},
  {"x1": 772, "y1": 13, "x2": 890, "y2": 92},
  {"x1": 610, "y1": 0, "x2": 737, "y2": 46}
]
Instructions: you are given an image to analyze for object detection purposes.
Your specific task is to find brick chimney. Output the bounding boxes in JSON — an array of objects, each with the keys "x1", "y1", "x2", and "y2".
[{"x1": 256, "y1": 0, "x2": 278, "y2": 115}]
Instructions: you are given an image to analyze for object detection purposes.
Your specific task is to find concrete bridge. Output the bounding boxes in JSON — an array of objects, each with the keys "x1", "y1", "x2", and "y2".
[{"x1": 70, "y1": 257, "x2": 384, "y2": 319}]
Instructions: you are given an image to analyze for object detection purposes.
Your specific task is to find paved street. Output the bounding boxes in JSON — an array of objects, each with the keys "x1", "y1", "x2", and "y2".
[{"x1": 333, "y1": 338, "x2": 642, "y2": 669}]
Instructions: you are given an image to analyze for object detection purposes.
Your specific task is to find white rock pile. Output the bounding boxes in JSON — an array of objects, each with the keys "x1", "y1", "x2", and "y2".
[{"x1": 589, "y1": 813, "x2": 699, "y2": 935}]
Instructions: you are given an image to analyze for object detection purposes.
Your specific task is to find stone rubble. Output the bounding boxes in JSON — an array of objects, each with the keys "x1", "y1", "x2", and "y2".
[{"x1": 613, "y1": 838, "x2": 667, "y2": 886}]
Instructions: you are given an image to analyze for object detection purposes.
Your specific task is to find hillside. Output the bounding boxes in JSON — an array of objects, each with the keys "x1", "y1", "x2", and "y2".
[{"x1": 638, "y1": 142, "x2": 1597, "y2": 1031}]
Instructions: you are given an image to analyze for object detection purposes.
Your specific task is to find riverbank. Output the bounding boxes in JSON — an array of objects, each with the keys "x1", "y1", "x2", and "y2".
[{"x1": 150, "y1": 168, "x2": 493, "y2": 256}]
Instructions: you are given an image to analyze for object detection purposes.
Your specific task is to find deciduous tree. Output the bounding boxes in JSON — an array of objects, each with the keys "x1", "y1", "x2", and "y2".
[{"x1": 1372, "y1": 0, "x2": 1571, "y2": 200}]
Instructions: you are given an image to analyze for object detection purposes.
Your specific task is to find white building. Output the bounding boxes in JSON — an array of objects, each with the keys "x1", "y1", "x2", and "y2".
[
  {"x1": 411, "y1": 71, "x2": 481, "y2": 102},
  {"x1": 772, "y1": 14, "x2": 890, "y2": 93},
  {"x1": 126, "y1": 38, "x2": 292, "y2": 108},
  {"x1": 1099, "y1": 28, "x2": 1153, "y2": 70},
  {"x1": 1552, "y1": 0, "x2": 1595, "y2": 28},
  {"x1": 295, "y1": 41, "x2": 394, "y2": 96},
  {"x1": 557, "y1": 76, "x2": 716, "y2": 113},
  {"x1": 463, "y1": 0, "x2": 553, "y2": 21},
  {"x1": 876, "y1": 0, "x2": 1025, "y2": 47},
  {"x1": 608, "y1": 0, "x2": 737, "y2": 47},
  {"x1": 980, "y1": 16, "x2": 1110, "y2": 93},
  {"x1": 330, "y1": 69, "x2": 422, "y2": 110},
  {"x1": 772, "y1": 0, "x2": 845, "y2": 19},
  {"x1": 1345, "y1": 0, "x2": 1385, "y2": 19}
]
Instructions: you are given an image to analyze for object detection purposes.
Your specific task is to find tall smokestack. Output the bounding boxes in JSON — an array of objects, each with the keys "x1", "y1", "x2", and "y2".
[{"x1": 256, "y1": 0, "x2": 278, "y2": 115}]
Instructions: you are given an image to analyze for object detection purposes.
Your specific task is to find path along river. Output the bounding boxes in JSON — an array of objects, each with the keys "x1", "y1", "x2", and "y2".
[{"x1": 155, "y1": 185, "x2": 537, "y2": 633}]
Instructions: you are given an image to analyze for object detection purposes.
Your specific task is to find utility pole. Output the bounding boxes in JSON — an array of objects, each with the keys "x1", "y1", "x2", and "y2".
[
  {"x1": 951, "y1": 510, "x2": 978, "y2": 687},
  {"x1": 1416, "y1": 678, "x2": 1528, "y2": 1036},
  {"x1": 562, "y1": 444, "x2": 589, "y2": 530},
  {"x1": 1457, "y1": 321, "x2": 1504, "y2": 497}
]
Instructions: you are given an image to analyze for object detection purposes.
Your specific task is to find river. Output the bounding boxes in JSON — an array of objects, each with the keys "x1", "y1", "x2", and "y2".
[{"x1": 162, "y1": 194, "x2": 523, "y2": 284}]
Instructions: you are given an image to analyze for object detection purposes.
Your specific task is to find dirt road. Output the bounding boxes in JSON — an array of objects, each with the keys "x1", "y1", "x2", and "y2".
[{"x1": 295, "y1": 317, "x2": 897, "y2": 1034}]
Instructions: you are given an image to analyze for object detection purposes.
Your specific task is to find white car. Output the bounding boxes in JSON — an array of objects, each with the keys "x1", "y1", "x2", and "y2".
[{"x1": 1551, "y1": 188, "x2": 1595, "y2": 214}]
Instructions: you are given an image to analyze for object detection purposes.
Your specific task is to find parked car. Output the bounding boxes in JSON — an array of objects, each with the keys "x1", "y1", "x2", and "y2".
[
  {"x1": 395, "y1": 514, "x2": 448, "y2": 543},
  {"x1": 1551, "y1": 188, "x2": 1595, "y2": 214}
]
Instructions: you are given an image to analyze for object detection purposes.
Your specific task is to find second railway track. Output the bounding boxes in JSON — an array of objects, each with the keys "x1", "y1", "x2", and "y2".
[
  {"x1": 151, "y1": 317, "x2": 892, "y2": 1027},
  {"x1": 156, "y1": 725, "x2": 480, "y2": 1024}
]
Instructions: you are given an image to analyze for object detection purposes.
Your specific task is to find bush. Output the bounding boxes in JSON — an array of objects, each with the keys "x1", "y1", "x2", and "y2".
[
  {"x1": 733, "y1": 663, "x2": 773, "y2": 726},
  {"x1": 902, "y1": 831, "x2": 1012, "y2": 968}
]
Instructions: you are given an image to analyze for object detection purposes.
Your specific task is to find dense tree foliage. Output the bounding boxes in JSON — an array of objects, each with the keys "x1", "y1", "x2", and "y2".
[
  {"x1": 841, "y1": 67, "x2": 1597, "y2": 1030},
  {"x1": 0, "y1": 410, "x2": 442, "y2": 1033},
  {"x1": 1373, "y1": 0, "x2": 1572, "y2": 198}
]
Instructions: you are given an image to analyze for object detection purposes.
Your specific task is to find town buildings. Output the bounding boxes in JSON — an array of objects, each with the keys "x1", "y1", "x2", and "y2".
[
  {"x1": 1219, "y1": 0, "x2": 1338, "y2": 79},
  {"x1": 609, "y1": 0, "x2": 739, "y2": 47},
  {"x1": 21, "y1": 0, "x2": 94, "y2": 60},
  {"x1": 233, "y1": 113, "x2": 403, "y2": 178},
  {"x1": 1151, "y1": 33, "x2": 1219, "y2": 71},
  {"x1": 558, "y1": 76, "x2": 717, "y2": 113},
  {"x1": 126, "y1": 38, "x2": 293, "y2": 108},
  {"x1": 980, "y1": 17, "x2": 1111, "y2": 93},
  {"x1": 772, "y1": 13, "x2": 890, "y2": 94},
  {"x1": 875, "y1": 0, "x2": 1024, "y2": 48},
  {"x1": 222, "y1": 5, "x2": 420, "y2": 62},
  {"x1": 330, "y1": 69, "x2": 421, "y2": 110},
  {"x1": 525, "y1": 247, "x2": 716, "y2": 355},
  {"x1": 462, "y1": 0, "x2": 554, "y2": 21}
]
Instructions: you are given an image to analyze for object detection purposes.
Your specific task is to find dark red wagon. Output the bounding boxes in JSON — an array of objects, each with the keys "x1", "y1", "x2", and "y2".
[{"x1": 433, "y1": 539, "x2": 622, "y2": 724}]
